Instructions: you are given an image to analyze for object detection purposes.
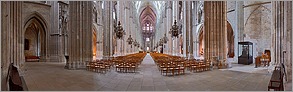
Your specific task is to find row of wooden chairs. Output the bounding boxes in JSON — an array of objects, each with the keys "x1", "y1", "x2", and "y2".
[
  {"x1": 150, "y1": 53, "x2": 212, "y2": 76},
  {"x1": 86, "y1": 60, "x2": 112, "y2": 73},
  {"x1": 151, "y1": 53, "x2": 186, "y2": 76},
  {"x1": 115, "y1": 62, "x2": 138, "y2": 73},
  {"x1": 112, "y1": 53, "x2": 146, "y2": 73},
  {"x1": 86, "y1": 53, "x2": 147, "y2": 73},
  {"x1": 159, "y1": 61, "x2": 185, "y2": 76},
  {"x1": 185, "y1": 60, "x2": 211, "y2": 72}
]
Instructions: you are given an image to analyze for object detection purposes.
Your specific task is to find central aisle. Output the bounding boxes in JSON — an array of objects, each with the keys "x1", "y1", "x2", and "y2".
[
  {"x1": 137, "y1": 53, "x2": 160, "y2": 76},
  {"x1": 141, "y1": 53, "x2": 156, "y2": 65}
]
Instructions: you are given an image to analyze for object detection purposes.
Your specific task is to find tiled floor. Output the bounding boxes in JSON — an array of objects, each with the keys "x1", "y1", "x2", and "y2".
[{"x1": 22, "y1": 54, "x2": 289, "y2": 91}]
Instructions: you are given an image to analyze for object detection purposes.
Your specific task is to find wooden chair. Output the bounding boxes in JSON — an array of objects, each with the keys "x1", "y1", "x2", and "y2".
[
  {"x1": 177, "y1": 64, "x2": 185, "y2": 75},
  {"x1": 8, "y1": 63, "x2": 24, "y2": 91},
  {"x1": 116, "y1": 62, "x2": 124, "y2": 72},
  {"x1": 185, "y1": 61, "x2": 191, "y2": 71},
  {"x1": 190, "y1": 62, "x2": 199, "y2": 72},
  {"x1": 268, "y1": 65, "x2": 284, "y2": 91},
  {"x1": 86, "y1": 61, "x2": 95, "y2": 71},
  {"x1": 199, "y1": 62, "x2": 206, "y2": 72},
  {"x1": 104, "y1": 62, "x2": 111, "y2": 71},
  {"x1": 160, "y1": 64, "x2": 168, "y2": 75},
  {"x1": 124, "y1": 62, "x2": 131, "y2": 73},
  {"x1": 129, "y1": 62, "x2": 137, "y2": 73},
  {"x1": 205, "y1": 60, "x2": 211, "y2": 71},
  {"x1": 167, "y1": 65, "x2": 175, "y2": 76},
  {"x1": 99, "y1": 63, "x2": 107, "y2": 73}
]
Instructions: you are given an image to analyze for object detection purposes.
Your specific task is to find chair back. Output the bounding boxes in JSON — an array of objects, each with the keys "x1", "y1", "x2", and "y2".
[{"x1": 8, "y1": 63, "x2": 24, "y2": 91}]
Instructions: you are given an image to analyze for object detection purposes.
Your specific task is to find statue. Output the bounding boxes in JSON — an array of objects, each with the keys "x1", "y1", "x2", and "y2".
[
  {"x1": 198, "y1": 9, "x2": 202, "y2": 23},
  {"x1": 241, "y1": 46, "x2": 248, "y2": 57},
  {"x1": 59, "y1": 5, "x2": 68, "y2": 35},
  {"x1": 198, "y1": 3, "x2": 204, "y2": 24}
]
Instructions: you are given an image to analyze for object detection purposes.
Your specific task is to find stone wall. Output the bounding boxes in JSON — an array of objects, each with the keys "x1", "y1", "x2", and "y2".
[
  {"x1": 24, "y1": 29, "x2": 38, "y2": 56},
  {"x1": 227, "y1": 1, "x2": 237, "y2": 32},
  {"x1": 22, "y1": 1, "x2": 51, "y2": 24},
  {"x1": 243, "y1": 1, "x2": 272, "y2": 60},
  {"x1": 22, "y1": 1, "x2": 51, "y2": 26}
]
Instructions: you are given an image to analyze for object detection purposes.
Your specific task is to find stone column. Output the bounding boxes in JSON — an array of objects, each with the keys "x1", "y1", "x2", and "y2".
[
  {"x1": 163, "y1": 16, "x2": 167, "y2": 54},
  {"x1": 183, "y1": 1, "x2": 187, "y2": 57},
  {"x1": 192, "y1": 1, "x2": 197, "y2": 58},
  {"x1": 130, "y1": 18, "x2": 134, "y2": 54},
  {"x1": 102, "y1": 1, "x2": 114, "y2": 59},
  {"x1": 204, "y1": 1, "x2": 227, "y2": 61},
  {"x1": 235, "y1": 1, "x2": 244, "y2": 63},
  {"x1": 172, "y1": 1, "x2": 179, "y2": 56},
  {"x1": 129, "y1": 13, "x2": 132, "y2": 54},
  {"x1": 48, "y1": 1, "x2": 60, "y2": 62},
  {"x1": 68, "y1": 1, "x2": 93, "y2": 69},
  {"x1": 272, "y1": 1, "x2": 282, "y2": 65},
  {"x1": 96, "y1": 1, "x2": 103, "y2": 59},
  {"x1": 1, "y1": 1, "x2": 23, "y2": 90},
  {"x1": 166, "y1": 1, "x2": 172, "y2": 55},
  {"x1": 189, "y1": 1, "x2": 194, "y2": 59},
  {"x1": 117, "y1": 1, "x2": 125, "y2": 56},
  {"x1": 286, "y1": 1, "x2": 292, "y2": 82},
  {"x1": 115, "y1": 2, "x2": 121, "y2": 56},
  {"x1": 124, "y1": 2, "x2": 131, "y2": 55},
  {"x1": 272, "y1": 1, "x2": 292, "y2": 82},
  {"x1": 110, "y1": 2, "x2": 114, "y2": 57},
  {"x1": 182, "y1": 1, "x2": 193, "y2": 58}
]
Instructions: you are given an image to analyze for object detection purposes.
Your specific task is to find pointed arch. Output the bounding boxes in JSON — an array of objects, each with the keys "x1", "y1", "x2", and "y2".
[
  {"x1": 196, "y1": 21, "x2": 234, "y2": 57},
  {"x1": 227, "y1": 21, "x2": 235, "y2": 58},
  {"x1": 23, "y1": 12, "x2": 48, "y2": 61},
  {"x1": 24, "y1": 12, "x2": 48, "y2": 31}
]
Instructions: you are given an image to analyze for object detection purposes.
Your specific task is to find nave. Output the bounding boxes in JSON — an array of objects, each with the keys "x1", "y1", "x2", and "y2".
[
  {"x1": 1, "y1": 1, "x2": 292, "y2": 91},
  {"x1": 22, "y1": 53, "x2": 274, "y2": 91}
]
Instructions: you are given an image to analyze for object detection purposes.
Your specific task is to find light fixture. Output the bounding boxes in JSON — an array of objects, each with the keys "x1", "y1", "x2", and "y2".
[
  {"x1": 126, "y1": 35, "x2": 133, "y2": 45},
  {"x1": 169, "y1": 20, "x2": 181, "y2": 38},
  {"x1": 114, "y1": 21, "x2": 125, "y2": 39},
  {"x1": 133, "y1": 40, "x2": 138, "y2": 47}
]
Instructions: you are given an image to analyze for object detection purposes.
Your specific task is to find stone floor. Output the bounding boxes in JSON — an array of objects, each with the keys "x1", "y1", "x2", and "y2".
[{"x1": 22, "y1": 54, "x2": 289, "y2": 91}]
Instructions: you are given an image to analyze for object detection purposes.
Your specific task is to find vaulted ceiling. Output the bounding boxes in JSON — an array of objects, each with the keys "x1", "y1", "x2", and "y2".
[
  {"x1": 140, "y1": 6, "x2": 156, "y2": 38},
  {"x1": 134, "y1": 1, "x2": 165, "y2": 39}
]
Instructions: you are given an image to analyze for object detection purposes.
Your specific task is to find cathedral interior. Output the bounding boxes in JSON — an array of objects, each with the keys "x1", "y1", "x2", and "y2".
[{"x1": 1, "y1": 1, "x2": 292, "y2": 91}]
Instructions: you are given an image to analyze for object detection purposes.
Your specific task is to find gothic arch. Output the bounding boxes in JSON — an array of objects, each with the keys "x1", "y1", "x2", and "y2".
[
  {"x1": 24, "y1": 12, "x2": 48, "y2": 31},
  {"x1": 198, "y1": 25, "x2": 204, "y2": 56},
  {"x1": 23, "y1": 12, "x2": 47, "y2": 61},
  {"x1": 197, "y1": 21, "x2": 234, "y2": 57},
  {"x1": 244, "y1": 5, "x2": 271, "y2": 26},
  {"x1": 227, "y1": 21, "x2": 235, "y2": 58}
]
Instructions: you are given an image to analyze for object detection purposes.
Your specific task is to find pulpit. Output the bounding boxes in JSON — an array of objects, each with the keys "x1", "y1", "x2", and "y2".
[{"x1": 238, "y1": 42, "x2": 253, "y2": 65}]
